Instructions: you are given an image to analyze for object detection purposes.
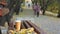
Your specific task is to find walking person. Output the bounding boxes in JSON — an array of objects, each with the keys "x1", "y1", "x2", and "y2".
[
  {"x1": 28, "y1": 2, "x2": 30, "y2": 8},
  {"x1": 33, "y1": 3, "x2": 40, "y2": 17},
  {"x1": 0, "y1": 3, "x2": 9, "y2": 26},
  {"x1": 32, "y1": 3, "x2": 36, "y2": 15},
  {"x1": 14, "y1": 0, "x2": 21, "y2": 15}
]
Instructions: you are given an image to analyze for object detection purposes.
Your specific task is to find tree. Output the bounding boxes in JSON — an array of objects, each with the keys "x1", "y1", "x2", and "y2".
[
  {"x1": 45, "y1": 0, "x2": 60, "y2": 18},
  {"x1": 57, "y1": 0, "x2": 60, "y2": 17},
  {"x1": 39, "y1": 0, "x2": 49, "y2": 15},
  {"x1": 47, "y1": 0, "x2": 58, "y2": 13},
  {"x1": 31, "y1": 0, "x2": 34, "y2": 4},
  {"x1": 39, "y1": 0, "x2": 59, "y2": 15}
]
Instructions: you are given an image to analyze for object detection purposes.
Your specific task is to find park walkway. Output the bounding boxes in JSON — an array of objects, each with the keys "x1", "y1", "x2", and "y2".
[{"x1": 13, "y1": 8, "x2": 60, "y2": 34}]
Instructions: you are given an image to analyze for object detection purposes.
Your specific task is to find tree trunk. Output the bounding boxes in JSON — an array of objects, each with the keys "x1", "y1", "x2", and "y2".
[
  {"x1": 42, "y1": 0, "x2": 46, "y2": 15},
  {"x1": 57, "y1": 0, "x2": 60, "y2": 18}
]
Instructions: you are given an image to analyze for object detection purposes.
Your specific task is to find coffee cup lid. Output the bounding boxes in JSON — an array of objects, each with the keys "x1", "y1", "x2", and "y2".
[{"x1": 15, "y1": 20, "x2": 21, "y2": 22}]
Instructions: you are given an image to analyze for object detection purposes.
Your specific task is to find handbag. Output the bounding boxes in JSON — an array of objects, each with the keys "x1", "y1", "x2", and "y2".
[
  {"x1": 0, "y1": 9, "x2": 3, "y2": 16},
  {"x1": 39, "y1": 10, "x2": 43, "y2": 15},
  {"x1": 2, "y1": 8, "x2": 9, "y2": 16}
]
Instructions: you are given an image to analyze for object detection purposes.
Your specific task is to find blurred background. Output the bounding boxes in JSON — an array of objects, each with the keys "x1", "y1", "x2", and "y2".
[{"x1": 0, "y1": 0, "x2": 60, "y2": 34}]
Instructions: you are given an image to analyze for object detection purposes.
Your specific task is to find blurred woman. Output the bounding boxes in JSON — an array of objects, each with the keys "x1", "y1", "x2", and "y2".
[
  {"x1": 0, "y1": 1, "x2": 9, "y2": 26},
  {"x1": 33, "y1": 2, "x2": 40, "y2": 17}
]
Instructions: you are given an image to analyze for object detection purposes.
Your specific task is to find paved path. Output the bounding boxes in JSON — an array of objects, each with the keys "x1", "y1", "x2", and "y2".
[{"x1": 13, "y1": 9, "x2": 60, "y2": 34}]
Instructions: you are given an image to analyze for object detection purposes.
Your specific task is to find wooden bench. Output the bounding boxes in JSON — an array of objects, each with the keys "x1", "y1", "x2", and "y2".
[{"x1": 8, "y1": 20, "x2": 46, "y2": 34}]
